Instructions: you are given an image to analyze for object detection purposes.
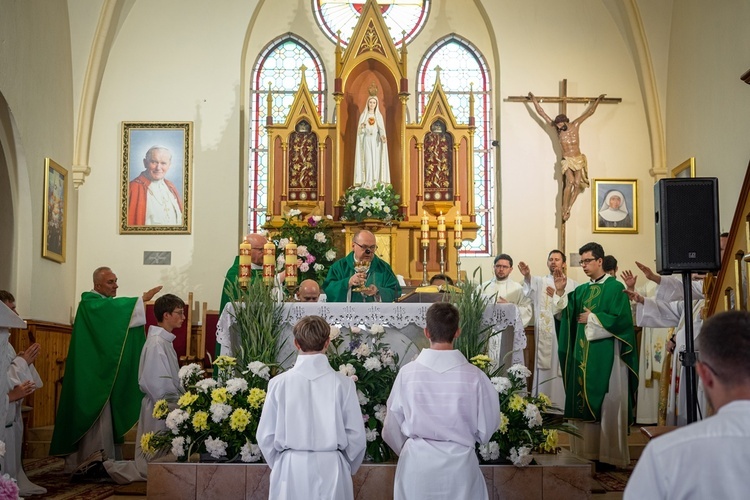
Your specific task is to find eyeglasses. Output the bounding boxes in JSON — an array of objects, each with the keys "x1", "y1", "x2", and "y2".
[
  {"x1": 580, "y1": 258, "x2": 599, "y2": 265},
  {"x1": 354, "y1": 241, "x2": 378, "y2": 252},
  {"x1": 170, "y1": 309, "x2": 186, "y2": 317}
]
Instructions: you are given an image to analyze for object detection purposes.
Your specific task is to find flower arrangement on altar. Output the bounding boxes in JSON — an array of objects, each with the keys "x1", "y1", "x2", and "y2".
[
  {"x1": 339, "y1": 183, "x2": 403, "y2": 224},
  {"x1": 141, "y1": 356, "x2": 272, "y2": 463},
  {"x1": 271, "y1": 209, "x2": 337, "y2": 284},
  {"x1": 327, "y1": 323, "x2": 400, "y2": 462}
]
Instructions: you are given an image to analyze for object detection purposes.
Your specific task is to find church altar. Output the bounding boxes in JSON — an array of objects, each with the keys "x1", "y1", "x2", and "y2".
[{"x1": 216, "y1": 302, "x2": 526, "y2": 369}]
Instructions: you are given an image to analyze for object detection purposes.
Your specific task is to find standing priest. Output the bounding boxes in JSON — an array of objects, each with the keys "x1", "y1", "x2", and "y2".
[
  {"x1": 323, "y1": 230, "x2": 401, "y2": 302},
  {"x1": 50, "y1": 267, "x2": 162, "y2": 474},
  {"x1": 553, "y1": 242, "x2": 638, "y2": 469}
]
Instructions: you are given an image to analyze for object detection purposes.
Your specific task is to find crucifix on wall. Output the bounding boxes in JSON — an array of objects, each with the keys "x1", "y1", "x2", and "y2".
[{"x1": 508, "y1": 79, "x2": 621, "y2": 223}]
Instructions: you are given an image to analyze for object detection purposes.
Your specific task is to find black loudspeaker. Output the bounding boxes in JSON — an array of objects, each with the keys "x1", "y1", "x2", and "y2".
[{"x1": 654, "y1": 177, "x2": 721, "y2": 274}]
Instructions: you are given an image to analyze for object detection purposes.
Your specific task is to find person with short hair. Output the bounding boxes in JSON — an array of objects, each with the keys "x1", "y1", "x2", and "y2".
[
  {"x1": 428, "y1": 274, "x2": 454, "y2": 287},
  {"x1": 127, "y1": 145, "x2": 183, "y2": 226},
  {"x1": 296, "y1": 279, "x2": 321, "y2": 302},
  {"x1": 383, "y1": 302, "x2": 500, "y2": 500},
  {"x1": 624, "y1": 311, "x2": 750, "y2": 499},
  {"x1": 322, "y1": 230, "x2": 401, "y2": 303},
  {"x1": 257, "y1": 315, "x2": 366, "y2": 500},
  {"x1": 554, "y1": 242, "x2": 638, "y2": 468},
  {"x1": 603, "y1": 255, "x2": 618, "y2": 277},
  {"x1": 482, "y1": 253, "x2": 533, "y2": 326}
]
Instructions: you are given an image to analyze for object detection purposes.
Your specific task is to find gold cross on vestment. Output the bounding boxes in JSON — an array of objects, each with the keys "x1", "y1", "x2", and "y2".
[{"x1": 506, "y1": 79, "x2": 621, "y2": 116}]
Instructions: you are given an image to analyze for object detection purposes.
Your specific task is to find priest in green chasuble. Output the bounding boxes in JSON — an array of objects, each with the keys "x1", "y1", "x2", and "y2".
[
  {"x1": 50, "y1": 267, "x2": 162, "y2": 473},
  {"x1": 323, "y1": 230, "x2": 401, "y2": 303},
  {"x1": 553, "y1": 242, "x2": 637, "y2": 468}
]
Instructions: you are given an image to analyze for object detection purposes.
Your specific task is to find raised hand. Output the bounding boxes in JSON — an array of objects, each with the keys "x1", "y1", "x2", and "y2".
[
  {"x1": 143, "y1": 285, "x2": 163, "y2": 302},
  {"x1": 518, "y1": 261, "x2": 531, "y2": 282},
  {"x1": 621, "y1": 270, "x2": 638, "y2": 291},
  {"x1": 635, "y1": 261, "x2": 661, "y2": 284},
  {"x1": 553, "y1": 268, "x2": 567, "y2": 295}
]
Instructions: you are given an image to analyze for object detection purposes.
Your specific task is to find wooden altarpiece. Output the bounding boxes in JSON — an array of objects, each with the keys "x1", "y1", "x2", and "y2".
[{"x1": 264, "y1": 0, "x2": 477, "y2": 283}]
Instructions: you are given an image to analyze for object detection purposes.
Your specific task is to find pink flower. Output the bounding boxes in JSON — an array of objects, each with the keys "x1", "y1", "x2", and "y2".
[
  {"x1": 299, "y1": 262, "x2": 310, "y2": 273},
  {"x1": 307, "y1": 216, "x2": 318, "y2": 227},
  {"x1": 0, "y1": 474, "x2": 19, "y2": 499},
  {"x1": 306, "y1": 254, "x2": 316, "y2": 264},
  {"x1": 350, "y1": 375, "x2": 358, "y2": 382}
]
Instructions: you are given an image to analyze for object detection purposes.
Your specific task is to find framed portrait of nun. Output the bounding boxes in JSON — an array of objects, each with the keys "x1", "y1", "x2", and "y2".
[{"x1": 592, "y1": 179, "x2": 638, "y2": 234}]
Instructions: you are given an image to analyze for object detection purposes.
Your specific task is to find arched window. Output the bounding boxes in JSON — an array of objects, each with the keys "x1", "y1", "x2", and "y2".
[
  {"x1": 313, "y1": 0, "x2": 430, "y2": 48},
  {"x1": 249, "y1": 35, "x2": 326, "y2": 233},
  {"x1": 417, "y1": 36, "x2": 493, "y2": 255}
]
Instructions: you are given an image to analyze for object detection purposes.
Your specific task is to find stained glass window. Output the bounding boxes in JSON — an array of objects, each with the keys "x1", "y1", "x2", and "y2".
[
  {"x1": 417, "y1": 36, "x2": 493, "y2": 255},
  {"x1": 249, "y1": 35, "x2": 326, "y2": 233},
  {"x1": 313, "y1": 0, "x2": 430, "y2": 48}
]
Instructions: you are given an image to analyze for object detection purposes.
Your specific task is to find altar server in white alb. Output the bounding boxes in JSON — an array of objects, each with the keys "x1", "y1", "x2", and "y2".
[
  {"x1": 257, "y1": 315, "x2": 366, "y2": 500},
  {"x1": 383, "y1": 302, "x2": 500, "y2": 500},
  {"x1": 624, "y1": 311, "x2": 750, "y2": 499},
  {"x1": 517, "y1": 250, "x2": 576, "y2": 411},
  {"x1": 482, "y1": 253, "x2": 533, "y2": 327}
]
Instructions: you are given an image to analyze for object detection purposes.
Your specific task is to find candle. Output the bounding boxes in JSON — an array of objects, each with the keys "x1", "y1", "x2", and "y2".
[
  {"x1": 437, "y1": 211, "x2": 446, "y2": 246},
  {"x1": 263, "y1": 240, "x2": 276, "y2": 286},
  {"x1": 421, "y1": 210, "x2": 430, "y2": 247},
  {"x1": 454, "y1": 209, "x2": 463, "y2": 244},
  {"x1": 285, "y1": 240, "x2": 298, "y2": 287},
  {"x1": 239, "y1": 237, "x2": 252, "y2": 286}
]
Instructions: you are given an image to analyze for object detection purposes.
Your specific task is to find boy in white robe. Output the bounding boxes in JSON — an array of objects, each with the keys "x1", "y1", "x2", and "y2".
[
  {"x1": 257, "y1": 315, "x2": 366, "y2": 500},
  {"x1": 383, "y1": 302, "x2": 500, "y2": 500},
  {"x1": 100, "y1": 293, "x2": 185, "y2": 483}
]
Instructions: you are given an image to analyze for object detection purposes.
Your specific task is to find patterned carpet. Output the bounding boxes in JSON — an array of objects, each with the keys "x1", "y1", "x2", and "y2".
[
  {"x1": 592, "y1": 462, "x2": 635, "y2": 492},
  {"x1": 23, "y1": 456, "x2": 146, "y2": 499}
]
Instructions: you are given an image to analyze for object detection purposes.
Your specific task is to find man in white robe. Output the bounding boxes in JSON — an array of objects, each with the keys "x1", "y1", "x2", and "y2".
[
  {"x1": 624, "y1": 311, "x2": 750, "y2": 499},
  {"x1": 257, "y1": 315, "x2": 366, "y2": 500},
  {"x1": 518, "y1": 250, "x2": 576, "y2": 411},
  {"x1": 102, "y1": 294, "x2": 185, "y2": 483},
  {"x1": 383, "y1": 302, "x2": 500, "y2": 500},
  {"x1": 0, "y1": 294, "x2": 45, "y2": 495},
  {"x1": 483, "y1": 253, "x2": 532, "y2": 326}
]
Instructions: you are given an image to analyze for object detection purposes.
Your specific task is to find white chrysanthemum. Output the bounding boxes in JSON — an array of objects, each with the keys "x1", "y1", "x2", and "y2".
[
  {"x1": 490, "y1": 376, "x2": 512, "y2": 394},
  {"x1": 171, "y1": 436, "x2": 186, "y2": 458},
  {"x1": 478, "y1": 441, "x2": 500, "y2": 461},
  {"x1": 247, "y1": 361, "x2": 270, "y2": 380},
  {"x1": 339, "y1": 363, "x2": 356, "y2": 377},
  {"x1": 165, "y1": 409, "x2": 189, "y2": 434},
  {"x1": 195, "y1": 378, "x2": 218, "y2": 393},
  {"x1": 524, "y1": 403, "x2": 543, "y2": 428},
  {"x1": 373, "y1": 404, "x2": 387, "y2": 423},
  {"x1": 288, "y1": 209, "x2": 301, "y2": 217},
  {"x1": 296, "y1": 245, "x2": 309, "y2": 257},
  {"x1": 314, "y1": 232, "x2": 327, "y2": 243},
  {"x1": 509, "y1": 446, "x2": 534, "y2": 466},
  {"x1": 205, "y1": 436, "x2": 228, "y2": 459},
  {"x1": 508, "y1": 364, "x2": 531, "y2": 379},
  {"x1": 380, "y1": 349, "x2": 396, "y2": 368},
  {"x1": 330, "y1": 326, "x2": 341, "y2": 341},
  {"x1": 314, "y1": 263, "x2": 325, "y2": 272},
  {"x1": 353, "y1": 343, "x2": 371, "y2": 358},
  {"x1": 365, "y1": 428, "x2": 379, "y2": 442},
  {"x1": 178, "y1": 363, "x2": 202, "y2": 384},
  {"x1": 364, "y1": 356, "x2": 382, "y2": 372},
  {"x1": 210, "y1": 403, "x2": 232, "y2": 423},
  {"x1": 370, "y1": 324, "x2": 385, "y2": 334},
  {"x1": 225, "y1": 378, "x2": 248, "y2": 395},
  {"x1": 357, "y1": 389, "x2": 369, "y2": 406},
  {"x1": 240, "y1": 442, "x2": 262, "y2": 463}
]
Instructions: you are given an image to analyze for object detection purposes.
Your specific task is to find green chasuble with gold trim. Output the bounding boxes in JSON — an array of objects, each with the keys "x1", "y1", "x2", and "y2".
[
  {"x1": 49, "y1": 292, "x2": 146, "y2": 456},
  {"x1": 557, "y1": 276, "x2": 638, "y2": 423},
  {"x1": 322, "y1": 252, "x2": 401, "y2": 303}
]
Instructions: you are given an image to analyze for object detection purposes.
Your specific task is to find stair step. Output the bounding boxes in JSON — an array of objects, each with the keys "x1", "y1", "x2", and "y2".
[{"x1": 25, "y1": 425, "x2": 138, "y2": 460}]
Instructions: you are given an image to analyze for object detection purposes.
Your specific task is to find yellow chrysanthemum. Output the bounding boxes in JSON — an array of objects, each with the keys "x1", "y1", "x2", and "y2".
[
  {"x1": 192, "y1": 410, "x2": 209, "y2": 431},
  {"x1": 469, "y1": 354, "x2": 491, "y2": 370},
  {"x1": 509, "y1": 393, "x2": 526, "y2": 412},
  {"x1": 247, "y1": 388, "x2": 266, "y2": 409},
  {"x1": 229, "y1": 408, "x2": 251, "y2": 432},
  {"x1": 152, "y1": 399, "x2": 169, "y2": 419},
  {"x1": 211, "y1": 387, "x2": 229, "y2": 404},
  {"x1": 140, "y1": 432, "x2": 156, "y2": 455},
  {"x1": 213, "y1": 355, "x2": 237, "y2": 368},
  {"x1": 537, "y1": 393, "x2": 552, "y2": 408},
  {"x1": 499, "y1": 413, "x2": 509, "y2": 434},
  {"x1": 541, "y1": 429, "x2": 559, "y2": 452},
  {"x1": 177, "y1": 391, "x2": 199, "y2": 407}
]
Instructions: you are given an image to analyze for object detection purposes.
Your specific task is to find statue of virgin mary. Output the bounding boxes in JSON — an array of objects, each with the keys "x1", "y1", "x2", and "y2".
[{"x1": 354, "y1": 94, "x2": 390, "y2": 188}]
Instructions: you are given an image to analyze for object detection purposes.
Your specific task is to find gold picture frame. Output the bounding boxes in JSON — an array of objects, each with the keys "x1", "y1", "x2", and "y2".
[
  {"x1": 120, "y1": 122, "x2": 192, "y2": 234},
  {"x1": 592, "y1": 179, "x2": 638, "y2": 234},
  {"x1": 671, "y1": 157, "x2": 696, "y2": 178},
  {"x1": 42, "y1": 158, "x2": 68, "y2": 263}
]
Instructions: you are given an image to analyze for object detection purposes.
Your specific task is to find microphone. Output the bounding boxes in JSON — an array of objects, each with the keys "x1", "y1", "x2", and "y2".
[{"x1": 364, "y1": 249, "x2": 372, "y2": 255}]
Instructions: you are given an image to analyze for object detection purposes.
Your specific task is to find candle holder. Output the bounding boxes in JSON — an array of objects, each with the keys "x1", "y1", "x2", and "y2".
[
  {"x1": 454, "y1": 240, "x2": 463, "y2": 284},
  {"x1": 285, "y1": 282, "x2": 298, "y2": 302},
  {"x1": 421, "y1": 244, "x2": 429, "y2": 286},
  {"x1": 438, "y1": 241, "x2": 446, "y2": 276}
]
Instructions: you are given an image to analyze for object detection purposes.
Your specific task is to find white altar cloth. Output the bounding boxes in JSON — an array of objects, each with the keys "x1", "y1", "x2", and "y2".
[{"x1": 216, "y1": 302, "x2": 525, "y2": 369}]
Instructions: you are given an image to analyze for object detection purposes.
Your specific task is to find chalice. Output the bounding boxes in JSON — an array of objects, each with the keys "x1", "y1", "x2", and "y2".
[{"x1": 352, "y1": 260, "x2": 371, "y2": 293}]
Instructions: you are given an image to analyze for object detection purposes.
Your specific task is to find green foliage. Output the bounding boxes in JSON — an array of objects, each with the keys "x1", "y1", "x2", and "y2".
[
  {"x1": 339, "y1": 183, "x2": 403, "y2": 223},
  {"x1": 270, "y1": 210, "x2": 337, "y2": 285},
  {"x1": 451, "y1": 267, "x2": 498, "y2": 368}
]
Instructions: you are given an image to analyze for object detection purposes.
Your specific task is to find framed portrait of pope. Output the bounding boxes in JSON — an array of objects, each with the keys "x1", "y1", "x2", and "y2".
[
  {"x1": 120, "y1": 122, "x2": 192, "y2": 234},
  {"x1": 592, "y1": 179, "x2": 638, "y2": 234}
]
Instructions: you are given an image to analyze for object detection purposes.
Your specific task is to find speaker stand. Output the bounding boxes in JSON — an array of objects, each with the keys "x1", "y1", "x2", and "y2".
[{"x1": 680, "y1": 271, "x2": 699, "y2": 424}]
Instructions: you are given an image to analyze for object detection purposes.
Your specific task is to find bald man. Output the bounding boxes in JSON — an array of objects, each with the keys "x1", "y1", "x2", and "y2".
[{"x1": 297, "y1": 279, "x2": 321, "y2": 302}]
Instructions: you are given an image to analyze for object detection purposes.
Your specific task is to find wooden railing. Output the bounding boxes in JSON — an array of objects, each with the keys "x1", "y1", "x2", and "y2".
[
  {"x1": 9, "y1": 320, "x2": 72, "y2": 428},
  {"x1": 705, "y1": 161, "x2": 750, "y2": 316}
]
